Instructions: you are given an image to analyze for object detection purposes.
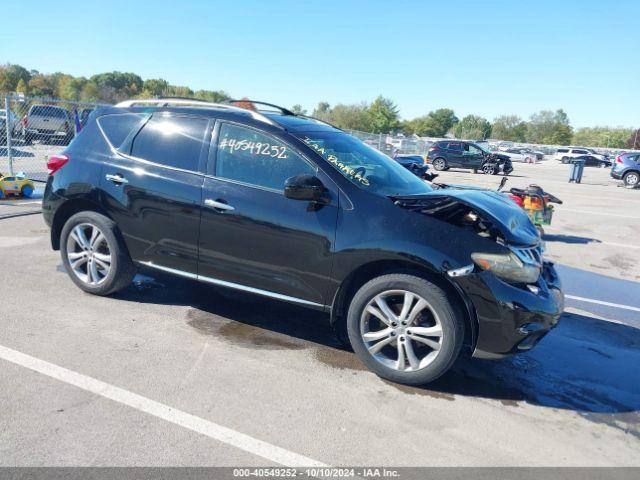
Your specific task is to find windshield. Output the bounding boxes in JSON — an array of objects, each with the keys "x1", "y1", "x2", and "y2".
[{"x1": 296, "y1": 131, "x2": 432, "y2": 196}]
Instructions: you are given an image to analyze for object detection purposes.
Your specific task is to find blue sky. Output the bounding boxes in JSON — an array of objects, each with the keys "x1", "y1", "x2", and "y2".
[{"x1": 1, "y1": 0, "x2": 637, "y2": 127}]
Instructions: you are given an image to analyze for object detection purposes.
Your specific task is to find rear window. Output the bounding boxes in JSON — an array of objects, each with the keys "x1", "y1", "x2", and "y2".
[
  {"x1": 97, "y1": 113, "x2": 148, "y2": 149},
  {"x1": 130, "y1": 115, "x2": 208, "y2": 171},
  {"x1": 30, "y1": 105, "x2": 68, "y2": 118}
]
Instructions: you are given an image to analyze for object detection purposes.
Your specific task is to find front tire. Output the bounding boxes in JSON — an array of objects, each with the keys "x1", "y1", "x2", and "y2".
[
  {"x1": 347, "y1": 274, "x2": 464, "y2": 385},
  {"x1": 60, "y1": 211, "x2": 136, "y2": 295},
  {"x1": 482, "y1": 164, "x2": 497, "y2": 175}
]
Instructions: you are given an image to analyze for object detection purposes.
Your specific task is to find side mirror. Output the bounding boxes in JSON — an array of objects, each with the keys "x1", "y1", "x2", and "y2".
[{"x1": 284, "y1": 175, "x2": 329, "y2": 203}]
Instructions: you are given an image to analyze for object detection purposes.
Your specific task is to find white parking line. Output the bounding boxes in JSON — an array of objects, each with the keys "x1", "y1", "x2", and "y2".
[
  {"x1": 565, "y1": 295, "x2": 640, "y2": 313},
  {"x1": 0, "y1": 344, "x2": 327, "y2": 467}
]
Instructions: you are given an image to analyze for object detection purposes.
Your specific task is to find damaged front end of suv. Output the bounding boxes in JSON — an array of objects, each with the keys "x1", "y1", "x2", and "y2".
[{"x1": 392, "y1": 187, "x2": 564, "y2": 357}]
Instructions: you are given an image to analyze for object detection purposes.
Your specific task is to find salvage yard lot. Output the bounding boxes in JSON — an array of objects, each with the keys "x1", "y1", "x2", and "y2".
[{"x1": 0, "y1": 159, "x2": 639, "y2": 467}]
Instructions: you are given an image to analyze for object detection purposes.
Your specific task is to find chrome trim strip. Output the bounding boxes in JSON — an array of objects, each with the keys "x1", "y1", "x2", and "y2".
[
  {"x1": 139, "y1": 261, "x2": 198, "y2": 280},
  {"x1": 139, "y1": 261, "x2": 324, "y2": 308},
  {"x1": 447, "y1": 264, "x2": 474, "y2": 278}
]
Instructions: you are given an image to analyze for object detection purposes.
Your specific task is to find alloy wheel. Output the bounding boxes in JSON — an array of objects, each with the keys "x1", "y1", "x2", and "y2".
[
  {"x1": 66, "y1": 223, "x2": 112, "y2": 285},
  {"x1": 433, "y1": 159, "x2": 445, "y2": 170},
  {"x1": 625, "y1": 173, "x2": 639, "y2": 186},
  {"x1": 360, "y1": 290, "x2": 444, "y2": 372}
]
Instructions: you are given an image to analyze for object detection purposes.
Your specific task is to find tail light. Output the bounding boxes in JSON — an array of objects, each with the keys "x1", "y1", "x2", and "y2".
[
  {"x1": 47, "y1": 154, "x2": 69, "y2": 175},
  {"x1": 616, "y1": 156, "x2": 623, "y2": 164},
  {"x1": 22, "y1": 116, "x2": 28, "y2": 128},
  {"x1": 508, "y1": 194, "x2": 524, "y2": 207}
]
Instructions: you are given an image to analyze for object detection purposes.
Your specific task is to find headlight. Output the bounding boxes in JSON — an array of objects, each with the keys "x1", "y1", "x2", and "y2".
[{"x1": 471, "y1": 252, "x2": 540, "y2": 284}]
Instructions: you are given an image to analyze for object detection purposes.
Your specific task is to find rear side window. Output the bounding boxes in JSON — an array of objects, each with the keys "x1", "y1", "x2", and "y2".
[
  {"x1": 573, "y1": 149, "x2": 588, "y2": 155},
  {"x1": 131, "y1": 115, "x2": 208, "y2": 171},
  {"x1": 448, "y1": 142, "x2": 462, "y2": 151},
  {"x1": 215, "y1": 123, "x2": 315, "y2": 191},
  {"x1": 30, "y1": 105, "x2": 68, "y2": 118},
  {"x1": 97, "y1": 113, "x2": 147, "y2": 149}
]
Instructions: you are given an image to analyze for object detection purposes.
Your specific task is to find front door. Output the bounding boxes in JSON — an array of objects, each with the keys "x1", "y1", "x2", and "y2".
[
  {"x1": 462, "y1": 143, "x2": 484, "y2": 169},
  {"x1": 198, "y1": 122, "x2": 338, "y2": 306}
]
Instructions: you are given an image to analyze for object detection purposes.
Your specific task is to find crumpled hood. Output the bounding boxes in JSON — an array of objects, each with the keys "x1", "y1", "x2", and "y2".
[{"x1": 394, "y1": 187, "x2": 540, "y2": 246}]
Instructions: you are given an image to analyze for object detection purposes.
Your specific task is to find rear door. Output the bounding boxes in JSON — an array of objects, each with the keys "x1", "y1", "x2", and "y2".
[
  {"x1": 100, "y1": 112, "x2": 211, "y2": 274},
  {"x1": 446, "y1": 142, "x2": 464, "y2": 166},
  {"x1": 197, "y1": 121, "x2": 338, "y2": 306}
]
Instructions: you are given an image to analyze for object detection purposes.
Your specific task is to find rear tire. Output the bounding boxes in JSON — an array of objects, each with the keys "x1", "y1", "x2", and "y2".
[
  {"x1": 60, "y1": 211, "x2": 136, "y2": 296},
  {"x1": 20, "y1": 185, "x2": 33, "y2": 198},
  {"x1": 623, "y1": 171, "x2": 640, "y2": 188},
  {"x1": 346, "y1": 274, "x2": 463, "y2": 385},
  {"x1": 432, "y1": 158, "x2": 447, "y2": 171}
]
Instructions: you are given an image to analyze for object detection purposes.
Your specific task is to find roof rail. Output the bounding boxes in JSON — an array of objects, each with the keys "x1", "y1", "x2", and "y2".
[
  {"x1": 114, "y1": 98, "x2": 278, "y2": 127},
  {"x1": 227, "y1": 99, "x2": 295, "y2": 116}
]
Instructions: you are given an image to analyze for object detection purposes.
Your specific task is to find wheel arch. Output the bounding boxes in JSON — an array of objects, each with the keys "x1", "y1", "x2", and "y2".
[
  {"x1": 50, "y1": 198, "x2": 114, "y2": 250},
  {"x1": 329, "y1": 259, "x2": 478, "y2": 352}
]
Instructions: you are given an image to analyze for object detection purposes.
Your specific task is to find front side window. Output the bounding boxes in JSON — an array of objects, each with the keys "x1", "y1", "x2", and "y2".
[
  {"x1": 296, "y1": 131, "x2": 432, "y2": 197},
  {"x1": 215, "y1": 123, "x2": 315, "y2": 191},
  {"x1": 131, "y1": 115, "x2": 208, "y2": 171},
  {"x1": 464, "y1": 144, "x2": 482, "y2": 155}
]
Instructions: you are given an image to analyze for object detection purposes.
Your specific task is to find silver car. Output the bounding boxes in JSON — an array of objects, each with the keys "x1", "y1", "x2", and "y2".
[
  {"x1": 24, "y1": 104, "x2": 74, "y2": 145},
  {"x1": 610, "y1": 152, "x2": 640, "y2": 188},
  {"x1": 0, "y1": 109, "x2": 21, "y2": 144}
]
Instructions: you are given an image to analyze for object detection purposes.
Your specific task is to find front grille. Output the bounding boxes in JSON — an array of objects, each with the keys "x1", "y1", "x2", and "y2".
[{"x1": 511, "y1": 244, "x2": 543, "y2": 267}]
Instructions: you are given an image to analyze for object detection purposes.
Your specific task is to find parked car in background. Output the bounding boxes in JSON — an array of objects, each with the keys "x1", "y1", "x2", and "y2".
[
  {"x1": 501, "y1": 148, "x2": 535, "y2": 163},
  {"x1": 611, "y1": 152, "x2": 640, "y2": 187},
  {"x1": 521, "y1": 148, "x2": 544, "y2": 161},
  {"x1": 427, "y1": 141, "x2": 513, "y2": 174},
  {"x1": 572, "y1": 155, "x2": 612, "y2": 168},
  {"x1": 42, "y1": 98, "x2": 563, "y2": 386},
  {"x1": 394, "y1": 155, "x2": 435, "y2": 180},
  {"x1": 0, "y1": 109, "x2": 21, "y2": 144},
  {"x1": 554, "y1": 147, "x2": 606, "y2": 163},
  {"x1": 24, "y1": 104, "x2": 74, "y2": 145},
  {"x1": 497, "y1": 141, "x2": 514, "y2": 151}
]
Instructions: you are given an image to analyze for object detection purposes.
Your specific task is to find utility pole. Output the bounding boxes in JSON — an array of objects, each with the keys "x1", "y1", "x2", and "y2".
[{"x1": 4, "y1": 96, "x2": 14, "y2": 176}]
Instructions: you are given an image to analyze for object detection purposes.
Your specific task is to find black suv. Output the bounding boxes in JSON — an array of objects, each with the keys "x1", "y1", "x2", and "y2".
[
  {"x1": 427, "y1": 140, "x2": 512, "y2": 175},
  {"x1": 42, "y1": 99, "x2": 563, "y2": 385}
]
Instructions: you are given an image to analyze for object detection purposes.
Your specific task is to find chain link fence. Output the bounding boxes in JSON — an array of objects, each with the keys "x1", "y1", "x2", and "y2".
[{"x1": 1, "y1": 95, "x2": 103, "y2": 182}]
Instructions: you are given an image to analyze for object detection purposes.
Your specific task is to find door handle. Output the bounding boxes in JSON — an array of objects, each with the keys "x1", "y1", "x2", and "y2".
[
  {"x1": 105, "y1": 173, "x2": 128, "y2": 185},
  {"x1": 204, "y1": 198, "x2": 234, "y2": 211}
]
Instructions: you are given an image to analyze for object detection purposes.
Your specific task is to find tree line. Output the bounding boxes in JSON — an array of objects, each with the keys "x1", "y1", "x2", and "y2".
[{"x1": 1, "y1": 63, "x2": 637, "y2": 149}]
